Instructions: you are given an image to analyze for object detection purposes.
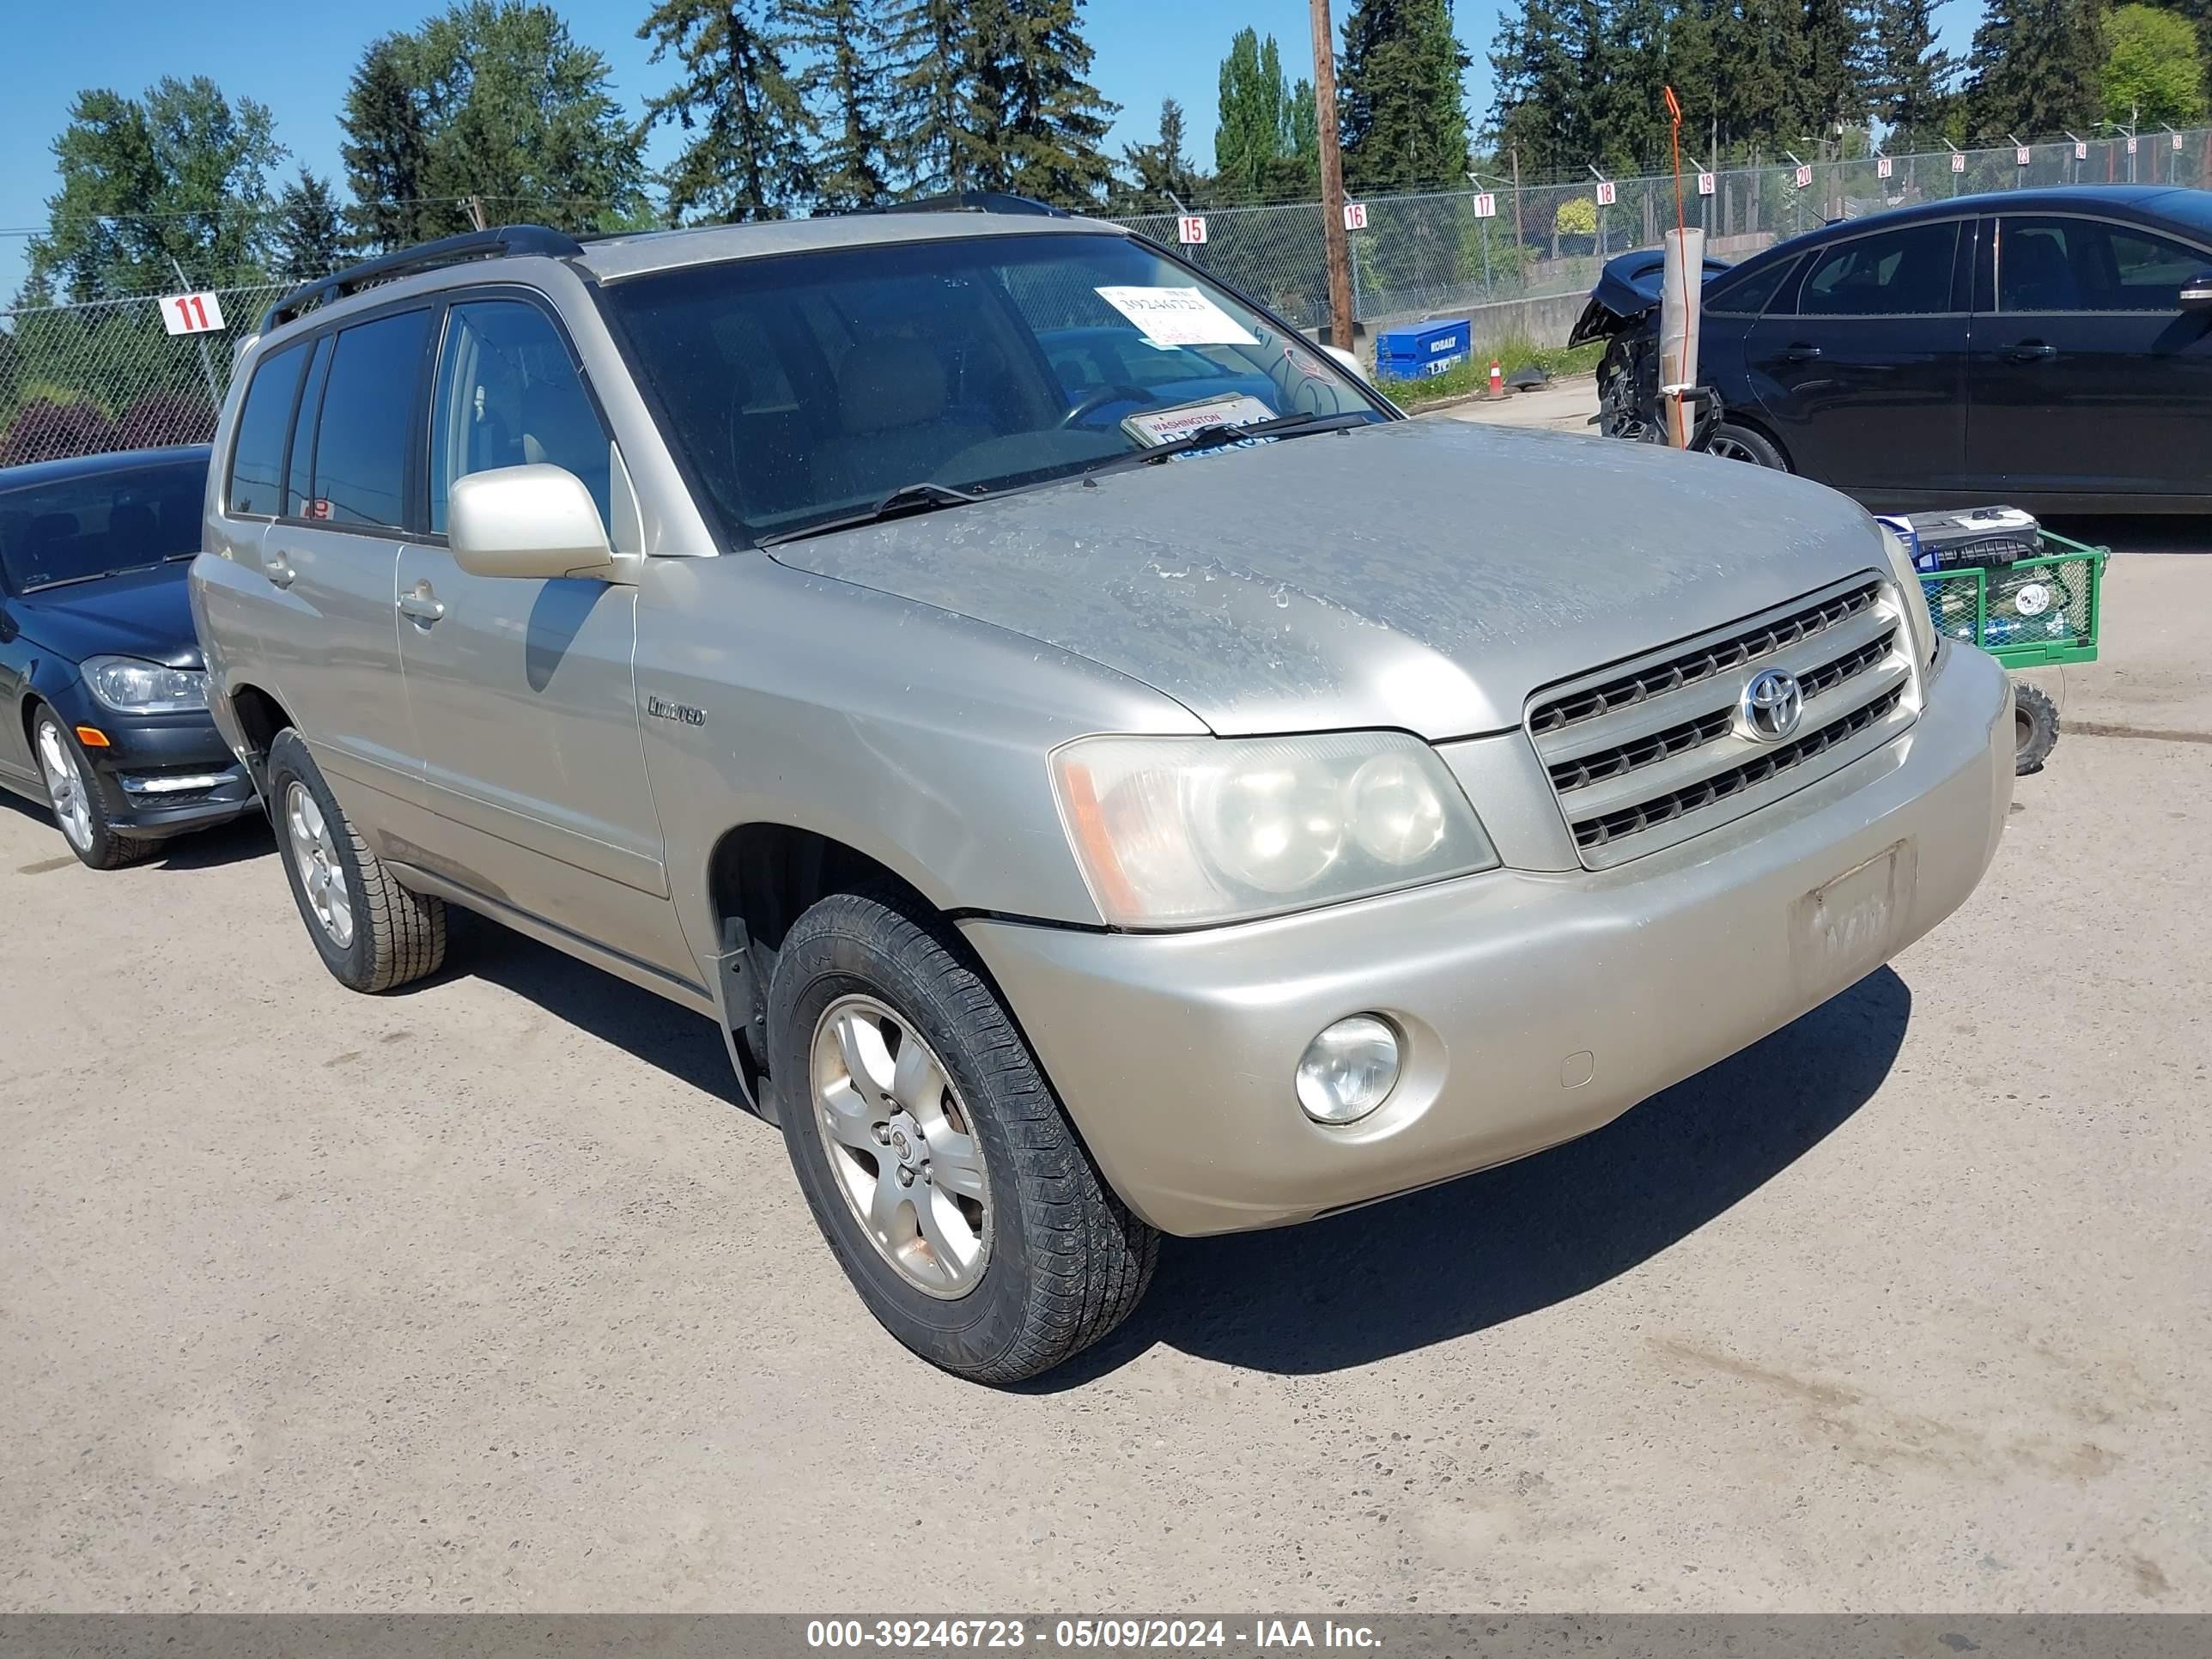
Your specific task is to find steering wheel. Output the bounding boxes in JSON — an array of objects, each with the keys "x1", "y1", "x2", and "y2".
[{"x1": 1058, "y1": 384, "x2": 1154, "y2": 429}]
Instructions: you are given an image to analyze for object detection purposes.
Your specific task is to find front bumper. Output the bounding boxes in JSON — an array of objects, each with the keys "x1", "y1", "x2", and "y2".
[
  {"x1": 79, "y1": 712, "x2": 258, "y2": 838},
  {"x1": 963, "y1": 643, "x2": 2013, "y2": 1237}
]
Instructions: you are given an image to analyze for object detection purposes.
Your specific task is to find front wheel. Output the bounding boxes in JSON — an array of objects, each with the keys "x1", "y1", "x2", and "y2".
[
  {"x1": 33, "y1": 711, "x2": 152, "y2": 871},
  {"x1": 769, "y1": 892, "x2": 1158, "y2": 1383}
]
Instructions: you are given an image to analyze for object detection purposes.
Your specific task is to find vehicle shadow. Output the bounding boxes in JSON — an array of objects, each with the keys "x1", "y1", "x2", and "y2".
[
  {"x1": 455, "y1": 914, "x2": 752, "y2": 1108},
  {"x1": 0, "y1": 790, "x2": 272, "y2": 872},
  {"x1": 1033, "y1": 964, "x2": 1911, "y2": 1386}
]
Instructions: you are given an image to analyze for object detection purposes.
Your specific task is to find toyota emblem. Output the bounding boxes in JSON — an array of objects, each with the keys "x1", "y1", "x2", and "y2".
[{"x1": 1740, "y1": 668, "x2": 1804, "y2": 741}]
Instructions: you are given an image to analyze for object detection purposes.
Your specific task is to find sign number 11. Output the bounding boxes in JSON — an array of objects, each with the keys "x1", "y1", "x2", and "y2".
[{"x1": 161, "y1": 290, "x2": 227, "y2": 337}]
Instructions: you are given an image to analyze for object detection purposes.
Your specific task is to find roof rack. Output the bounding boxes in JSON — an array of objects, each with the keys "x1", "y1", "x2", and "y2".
[
  {"x1": 863, "y1": 191, "x2": 1072, "y2": 219},
  {"x1": 258, "y1": 224, "x2": 586, "y2": 334}
]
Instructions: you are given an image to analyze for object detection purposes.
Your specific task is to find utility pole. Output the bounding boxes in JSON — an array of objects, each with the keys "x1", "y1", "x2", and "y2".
[{"x1": 1309, "y1": 0, "x2": 1355, "y2": 352}]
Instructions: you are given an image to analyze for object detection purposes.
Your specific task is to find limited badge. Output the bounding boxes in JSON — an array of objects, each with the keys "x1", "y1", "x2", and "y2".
[{"x1": 2013, "y1": 582, "x2": 2052, "y2": 617}]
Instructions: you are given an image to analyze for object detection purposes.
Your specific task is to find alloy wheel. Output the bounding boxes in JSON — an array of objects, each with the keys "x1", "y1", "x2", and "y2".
[
  {"x1": 35, "y1": 721, "x2": 94, "y2": 853},
  {"x1": 284, "y1": 781, "x2": 355, "y2": 949},
  {"x1": 809, "y1": 994, "x2": 992, "y2": 1298}
]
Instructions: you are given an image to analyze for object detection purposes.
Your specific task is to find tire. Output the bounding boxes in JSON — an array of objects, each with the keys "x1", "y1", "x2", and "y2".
[
  {"x1": 265, "y1": 728, "x2": 447, "y2": 993},
  {"x1": 2013, "y1": 679, "x2": 2059, "y2": 775},
  {"x1": 769, "y1": 891, "x2": 1158, "y2": 1383},
  {"x1": 31, "y1": 709, "x2": 154, "y2": 872},
  {"x1": 1705, "y1": 421, "x2": 1790, "y2": 471}
]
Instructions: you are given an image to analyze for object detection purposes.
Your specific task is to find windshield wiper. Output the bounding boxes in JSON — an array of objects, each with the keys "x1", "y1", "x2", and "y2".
[
  {"x1": 1082, "y1": 410, "x2": 1375, "y2": 478},
  {"x1": 21, "y1": 562, "x2": 160, "y2": 592},
  {"x1": 757, "y1": 481, "x2": 984, "y2": 547}
]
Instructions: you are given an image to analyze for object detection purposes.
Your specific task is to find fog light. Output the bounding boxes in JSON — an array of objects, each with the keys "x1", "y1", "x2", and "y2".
[{"x1": 1296, "y1": 1015, "x2": 1401, "y2": 1125}]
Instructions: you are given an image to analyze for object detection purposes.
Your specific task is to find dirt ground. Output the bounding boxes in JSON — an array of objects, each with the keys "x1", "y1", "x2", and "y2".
[{"x1": 3, "y1": 548, "x2": 2207, "y2": 1613}]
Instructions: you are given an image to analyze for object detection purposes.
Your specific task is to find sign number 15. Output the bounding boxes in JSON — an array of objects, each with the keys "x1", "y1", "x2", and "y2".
[{"x1": 162, "y1": 291, "x2": 227, "y2": 337}]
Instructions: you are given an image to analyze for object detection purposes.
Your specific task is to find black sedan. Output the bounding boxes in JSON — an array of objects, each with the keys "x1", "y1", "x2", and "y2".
[
  {"x1": 1575, "y1": 185, "x2": 2212, "y2": 513},
  {"x1": 0, "y1": 447, "x2": 258, "y2": 868}
]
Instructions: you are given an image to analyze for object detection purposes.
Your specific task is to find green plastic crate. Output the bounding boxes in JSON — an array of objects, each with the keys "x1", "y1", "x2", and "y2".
[{"x1": 1917, "y1": 529, "x2": 2108, "y2": 670}]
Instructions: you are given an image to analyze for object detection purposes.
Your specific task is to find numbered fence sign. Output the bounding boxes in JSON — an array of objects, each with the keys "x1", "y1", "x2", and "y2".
[
  {"x1": 2015, "y1": 146, "x2": 2033, "y2": 167},
  {"x1": 1951, "y1": 152, "x2": 1967, "y2": 173},
  {"x1": 161, "y1": 291, "x2": 226, "y2": 337},
  {"x1": 1342, "y1": 202, "x2": 1369, "y2": 231},
  {"x1": 1472, "y1": 191, "x2": 1497, "y2": 219},
  {"x1": 1696, "y1": 171, "x2": 1716, "y2": 197},
  {"x1": 2075, "y1": 141, "x2": 2089, "y2": 161},
  {"x1": 2127, "y1": 136, "x2": 2139, "y2": 155},
  {"x1": 1877, "y1": 155, "x2": 1893, "y2": 180},
  {"x1": 2178, "y1": 133, "x2": 2187, "y2": 153},
  {"x1": 1176, "y1": 215, "x2": 1208, "y2": 246},
  {"x1": 1794, "y1": 164, "x2": 1813, "y2": 189},
  {"x1": 1595, "y1": 179, "x2": 1617, "y2": 206}
]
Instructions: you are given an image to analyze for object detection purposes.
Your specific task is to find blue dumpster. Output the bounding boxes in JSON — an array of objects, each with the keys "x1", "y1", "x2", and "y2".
[{"x1": 1375, "y1": 319, "x2": 1473, "y2": 380}]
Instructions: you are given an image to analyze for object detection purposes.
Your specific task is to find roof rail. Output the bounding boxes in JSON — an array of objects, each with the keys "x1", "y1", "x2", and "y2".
[
  {"x1": 258, "y1": 224, "x2": 586, "y2": 334},
  {"x1": 865, "y1": 191, "x2": 1072, "y2": 219}
]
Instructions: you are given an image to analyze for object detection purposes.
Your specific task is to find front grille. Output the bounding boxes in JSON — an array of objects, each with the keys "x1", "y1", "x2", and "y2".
[
  {"x1": 1572, "y1": 687, "x2": 1905, "y2": 852},
  {"x1": 1527, "y1": 573, "x2": 1916, "y2": 868},
  {"x1": 1528, "y1": 580, "x2": 1882, "y2": 736}
]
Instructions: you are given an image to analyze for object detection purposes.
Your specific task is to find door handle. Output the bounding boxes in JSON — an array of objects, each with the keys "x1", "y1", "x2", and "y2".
[
  {"x1": 398, "y1": 582, "x2": 446, "y2": 625},
  {"x1": 1779, "y1": 343, "x2": 1823, "y2": 362},
  {"x1": 2006, "y1": 342, "x2": 2058, "y2": 362},
  {"x1": 263, "y1": 551, "x2": 297, "y2": 589}
]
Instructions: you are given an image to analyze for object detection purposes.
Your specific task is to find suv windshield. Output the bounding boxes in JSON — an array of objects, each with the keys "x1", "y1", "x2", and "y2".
[
  {"x1": 599, "y1": 229, "x2": 1386, "y2": 544},
  {"x1": 0, "y1": 455, "x2": 207, "y2": 593}
]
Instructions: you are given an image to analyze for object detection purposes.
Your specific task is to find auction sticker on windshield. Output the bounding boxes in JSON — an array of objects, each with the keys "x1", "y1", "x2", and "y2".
[
  {"x1": 1121, "y1": 393, "x2": 1279, "y2": 448},
  {"x1": 1094, "y1": 286, "x2": 1258, "y2": 348}
]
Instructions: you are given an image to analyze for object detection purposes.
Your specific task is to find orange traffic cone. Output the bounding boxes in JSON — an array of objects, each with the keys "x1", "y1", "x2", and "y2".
[{"x1": 1489, "y1": 359, "x2": 1504, "y2": 398}]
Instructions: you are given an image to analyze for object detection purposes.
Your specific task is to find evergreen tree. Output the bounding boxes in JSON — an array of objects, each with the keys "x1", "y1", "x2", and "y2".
[
  {"x1": 273, "y1": 168, "x2": 346, "y2": 283},
  {"x1": 792, "y1": 0, "x2": 894, "y2": 208},
  {"x1": 1867, "y1": 0, "x2": 1959, "y2": 144},
  {"x1": 884, "y1": 0, "x2": 969, "y2": 193},
  {"x1": 963, "y1": 0, "x2": 1118, "y2": 207},
  {"x1": 639, "y1": 0, "x2": 816, "y2": 221},
  {"x1": 27, "y1": 77, "x2": 283, "y2": 302},
  {"x1": 1340, "y1": 0, "x2": 1474, "y2": 192},
  {"x1": 1711, "y1": 0, "x2": 1802, "y2": 156},
  {"x1": 1488, "y1": 0, "x2": 1589, "y2": 179},
  {"x1": 339, "y1": 39, "x2": 439, "y2": 252},
  {"x1": 1798, "y1": 0, "x2": 1872, "y2": 137},
  {"x1": 1965, "y1": 0, "x2": 2106, "y2": 137},
  {"x1": 1114, "y1": 97, "x2": 1204, "y2": 210}
]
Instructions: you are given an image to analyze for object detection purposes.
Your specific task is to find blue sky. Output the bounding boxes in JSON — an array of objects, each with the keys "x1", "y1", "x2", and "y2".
[{"x1": 2, "y1": 0, "x2": 1983, "y2": 301}]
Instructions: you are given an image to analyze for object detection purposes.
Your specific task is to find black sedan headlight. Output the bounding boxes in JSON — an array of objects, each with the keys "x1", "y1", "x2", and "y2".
[{"x1": 82, "y1": 655, "x2": 210, "y2": 715}]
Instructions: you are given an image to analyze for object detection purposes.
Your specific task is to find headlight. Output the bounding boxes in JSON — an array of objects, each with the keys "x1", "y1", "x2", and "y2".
[
  {"x1": 1877, "y1": 525, "x2": 1939, "y2": 667},
  {"x1": 1050, "y1": 732, "x2": 1498, "y2": 927},
  {"x1": 82, "y1": 656, "x2": 208, "y2": 714}
]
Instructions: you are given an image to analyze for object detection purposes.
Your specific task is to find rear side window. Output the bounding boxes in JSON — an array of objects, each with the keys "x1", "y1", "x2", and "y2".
[
  {"x1": 225, "y1": 343, "x2": 307, "y2": 517},
  {"x1": 303, "y1": 309, "x2": 432, "y2": 529},
  {"x1": 1796, "y1": 222, "x2": 1960, "y2": 317}
]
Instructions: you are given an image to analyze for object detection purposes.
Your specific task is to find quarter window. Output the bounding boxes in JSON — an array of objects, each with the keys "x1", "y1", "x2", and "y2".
[
  {"x1": 303, "y1": 309, "x2": 433, "y2": 530},
  {"x1": 225, "y1": 343, "x2": 307, "y2": 518},
  {"x1": 428, "y1": 300, "x2": 611, "y2": 532},
  {"x1": 1797, "y1": 222, "x2": 1959, "y2": 316}
]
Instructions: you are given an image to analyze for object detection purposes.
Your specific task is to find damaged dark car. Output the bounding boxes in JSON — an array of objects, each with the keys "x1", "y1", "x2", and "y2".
[{"x1": 1571, "y1": 185, "x2": 2212, "y2": 513}]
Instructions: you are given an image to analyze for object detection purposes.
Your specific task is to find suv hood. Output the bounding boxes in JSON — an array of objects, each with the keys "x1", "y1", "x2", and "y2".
[
  {"x1": 768, "y1": 418, "x2": 1891, "y2": 740},
  {"x1": 10, "y1": 562, "x2": 203, "y2": 669}
]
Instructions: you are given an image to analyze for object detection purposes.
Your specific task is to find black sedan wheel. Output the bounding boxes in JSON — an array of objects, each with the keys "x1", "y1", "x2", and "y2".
[
  {"x1": 1706, "y1": 422, "x2": 1790, "y2": 471},
  {"x1": 32, "y1": 711, "x2": 152, "y2": 871}
]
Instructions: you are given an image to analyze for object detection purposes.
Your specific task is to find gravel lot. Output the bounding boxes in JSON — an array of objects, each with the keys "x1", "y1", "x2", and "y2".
[{"x1": 3, "y1": 548, "x2": 2207, "y2": 1613}]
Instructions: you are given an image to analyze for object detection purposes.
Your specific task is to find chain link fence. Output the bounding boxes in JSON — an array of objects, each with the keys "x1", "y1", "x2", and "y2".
[{"x1": 5, "y1": 126, "x2": 2208, "y2": 466}]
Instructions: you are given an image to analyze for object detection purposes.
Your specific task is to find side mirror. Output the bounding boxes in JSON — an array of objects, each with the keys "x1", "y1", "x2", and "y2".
[
  {"x1": 448, "y1": 465, "x2": 614, "y2": 580},
  {"x1": 2181, "y1": 273, "x2": 2212, "y2": 313},
  {"x1": 1322, "y1": 343, "x2": 1371, "y2": 385}
]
